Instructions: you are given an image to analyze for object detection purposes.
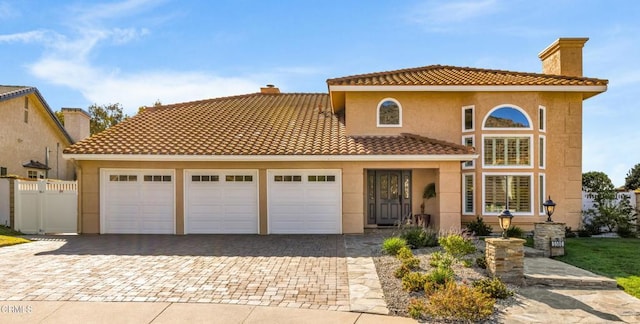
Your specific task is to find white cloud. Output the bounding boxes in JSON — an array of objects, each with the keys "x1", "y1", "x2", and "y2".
[
  {"x1": 28, "y1": 54, "x2": 264, "y2": 115},
  {"x1": 407, "y1": 0, "x2": 500, "y2": 29},
  {"x1": 2, "y1": 0, "x2": 269, "y2": 115},
  {"x1": 0, "y1": 2, "x2": 15, "y2": 20},
  {"x1": 0, "y1": 30, "x2": 54, "y2": 43}
]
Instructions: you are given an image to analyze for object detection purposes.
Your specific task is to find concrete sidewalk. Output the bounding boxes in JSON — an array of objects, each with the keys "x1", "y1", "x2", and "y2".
[{"x1": 0, "y1": 301, "x2": 417, "y2": 324}]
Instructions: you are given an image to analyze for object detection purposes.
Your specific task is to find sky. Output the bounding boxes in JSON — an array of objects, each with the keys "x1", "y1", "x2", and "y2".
[{"x1": 1, "y1": 0, "x2": 638, "y2": 186}]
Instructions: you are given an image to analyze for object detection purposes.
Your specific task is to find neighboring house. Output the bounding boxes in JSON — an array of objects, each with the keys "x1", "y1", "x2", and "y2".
[
  {"x1": 63, "y1": 38, "x2": 607, "y2": 235},
  {"x1": 0, "y1": 86, "x2": 90, "y2": 180}
]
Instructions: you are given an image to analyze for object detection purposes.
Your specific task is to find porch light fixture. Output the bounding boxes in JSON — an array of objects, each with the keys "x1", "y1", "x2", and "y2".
[
  {"x1": 497, "y1": 209, "x2": 513, "y2": 239},
  {"x1": 543, "y1": 196, "x2": 556, "y2": 222}
]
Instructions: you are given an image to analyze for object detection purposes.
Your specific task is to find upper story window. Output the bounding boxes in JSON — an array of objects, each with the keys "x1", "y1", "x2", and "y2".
[
  {"x1": 539, "y1": 106, "x2": 546, "y2": 132},
  {"x1": 377, "y1": 98, "x2": 402, "y2": 127},
  {"x1": 462, "y1": 105, "x2": 474, "y2": 132},
  {"x1": 483, "y1": 135, "x2": 532, "y2": 168},
  {"x1": 482, "y1": 105, "x2": 532, "y2": 130}
]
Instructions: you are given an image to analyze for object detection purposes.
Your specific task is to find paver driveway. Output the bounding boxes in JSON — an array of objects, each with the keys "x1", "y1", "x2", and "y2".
[{"x1": 0, "y1": 235, "x2": 350, "y2": 311}]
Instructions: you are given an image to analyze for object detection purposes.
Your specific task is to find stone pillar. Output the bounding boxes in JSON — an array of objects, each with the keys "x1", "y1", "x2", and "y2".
[
  {"x1": 485, "y1": 238, "x2": 525, "y2": 285},
  {"x1": 534, "y1": 222, "x2": 566, "y2": 257}
]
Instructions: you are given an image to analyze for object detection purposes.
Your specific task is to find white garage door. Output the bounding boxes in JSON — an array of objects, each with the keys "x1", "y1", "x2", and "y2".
[
  {"x1": 101, "y1": 169, "x2": 175, "y2": 234},
  {"x1": 268, "y1": 169, "x2": 342, "y2": 234},
  {"x1": 185, "y1": 170, "x2": 258, "y2": 234}
]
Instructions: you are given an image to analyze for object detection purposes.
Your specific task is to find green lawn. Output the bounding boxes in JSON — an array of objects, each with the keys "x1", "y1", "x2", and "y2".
[
  {"x1": 555, "y1": 237, "x2": 640, "y2": 299},
  {"x1": 0, "y1": 226, "x2": 30, "y2": 247}
]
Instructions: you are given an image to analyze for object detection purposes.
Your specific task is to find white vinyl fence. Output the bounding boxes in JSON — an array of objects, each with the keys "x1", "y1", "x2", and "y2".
[
  {"x1": 0, "y1": 178, "x2": 9, "y2": 227},
  {"x1": 14, "y1": 179, "x2": 78, "y2": 234},
  {"x1": 582, "y1": 191, "x2": 637, "y2": 211}
]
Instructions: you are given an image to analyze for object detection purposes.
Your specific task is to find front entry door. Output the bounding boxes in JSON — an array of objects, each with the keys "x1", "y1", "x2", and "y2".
[{"x1": 368, "y1": 170, "x2": 411, "y2": 226}]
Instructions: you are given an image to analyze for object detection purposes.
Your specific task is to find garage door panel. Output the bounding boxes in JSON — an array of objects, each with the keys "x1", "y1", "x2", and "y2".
[
  {"x1": 268, "y1": 170, "x2": 341, "y2": 234},
  {"x1": 184, "y1": 170, "x2": 258, "y2": 234},
  {"x1": 101, "y1": 170, "x2": 175, "y2": 234}
]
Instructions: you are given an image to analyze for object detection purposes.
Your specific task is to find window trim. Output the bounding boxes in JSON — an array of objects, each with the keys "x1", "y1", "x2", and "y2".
[
  {"x1": 462, "y1": 105, "x2": 475, "y2": 132},
  {"x1": 376, "y1": 98, "x2": 402, "y2": 127},
  {"x1": 539, "y1": 173, "x2": 546, "y2": 215},
  {"x1": 481, "y1": 134, "x2": 534, "y2": 169},
  {"x1": 539, "y1": 135, "x2": 546, "y2": 169},
  {"x1": 539, "y1": 105, "x2": 546, "y2": 132},
  {"x1": 462, "y1": 173, "x2": 475, "y2": 215},
  {"x1": 481, "y1": 104, "x2": 533, "y2": 131},
  {"x1": 462, "y1": 135, "x2": 475, "y2": 169},
  {"x1": 482, "y1": 172, "x2": 534, "y2": 216}
]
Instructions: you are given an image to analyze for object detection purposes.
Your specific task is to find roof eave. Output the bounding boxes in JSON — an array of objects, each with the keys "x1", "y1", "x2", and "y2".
[
  {"x1": 328, "y1": 84, "x2": 607, "y2": 93},
  {"x1": 63, "y1": 153, "x2": 479, "y2": 162}
]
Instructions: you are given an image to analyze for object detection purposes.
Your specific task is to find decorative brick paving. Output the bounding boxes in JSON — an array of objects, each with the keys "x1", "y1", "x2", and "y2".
[{"x1": 0, "y1": 235, "x2": 350, "y2": 311}]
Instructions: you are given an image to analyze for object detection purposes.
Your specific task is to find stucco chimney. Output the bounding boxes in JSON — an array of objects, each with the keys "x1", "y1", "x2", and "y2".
[
  {"x1": 61, "y1": 108, "x2": 91, "y2": 142},
  {"x1": 538, "y1": 38, "x2": 589, "y2": 77},
  {"x1": 260, "y1": 84, "x2": 280, "y2": 94}
]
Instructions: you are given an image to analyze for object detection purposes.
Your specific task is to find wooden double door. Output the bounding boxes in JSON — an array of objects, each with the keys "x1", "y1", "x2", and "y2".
[{"x1": 366, "y1": 170, "x2": 412, "y2": 226}]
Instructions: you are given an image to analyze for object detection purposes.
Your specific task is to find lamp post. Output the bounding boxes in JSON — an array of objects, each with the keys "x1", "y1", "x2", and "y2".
[
  {"x1": 498, "y1": 209, "x2": 514, "y2": 239},
  {"x1": 542, "y1": 196, "x2": 556, "y2": 223}
]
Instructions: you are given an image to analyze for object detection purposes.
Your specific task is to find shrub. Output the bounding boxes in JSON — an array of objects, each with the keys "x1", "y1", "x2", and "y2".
[
  {"x1": 429, "y1": 251, "x2": 453, "y2": 269},
  {"x1": 394, "y1": 264, "x2": 410, "y2": 278},
  {"x1": 382, "y1": 237, "x2": 407, "y2": 255},
  {"x1": 396, "y1": 246, "x2": 413, "y2": 260},
  {"x1": 476, "y1": 256, "x2": 487, "y2": 269},
  {"x1": 472, "y1": 277, "x2": 513, "y2": 299},
  {"x1": 565, "y1": 226, "x2": 577, "y2": 238},
  {"x1": 466, "y1": 216, "x2": 493, "y2": 236},
  {"x1": 402, "y1": 256, "x2": 421, "y2": 270},
  {"x1": 422, "y1": 227, "x2": 439, "y2": 247},
  {"x1": 438, "y1": 233, "x2": 476, "y2": 258},
  {"x1": 461, "y1": 258, "x2": 473, "y2": 268},
  {"x1": 394, "y1": 264, "x2": 411, "y2": 279},
  {"x1": 423, "y1": 281, "x2": 495, "y2": 322},
  {"x1": 577, "y1": 228, "x2": 592, "y2": 237},
  {"x1": 426, "y1": 266, "x2": 454, "y2": 285},
  {"x1": 400, "y1": 226, "x2": 438, "y2": 248},
  {"x1": 407, "y1": 298, "x2": 427, "y2": 319},
  {"x1": 506, "y1": 226, "x2": 524, "y2": 238},
  {"x1": 402, "y1": 272, "x2": 429, "y2": 292},
  {"x1": 617, "y1": 225, "x2": 637, "y2": 238}
]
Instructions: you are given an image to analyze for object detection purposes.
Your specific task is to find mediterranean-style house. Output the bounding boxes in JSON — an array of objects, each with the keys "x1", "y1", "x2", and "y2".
[
  {"x1": 0, "y1": 86, "x2": 90, "y2": 180},
  {"x1": 62, "y1": 38, "x2": 607, "y2": 235}
]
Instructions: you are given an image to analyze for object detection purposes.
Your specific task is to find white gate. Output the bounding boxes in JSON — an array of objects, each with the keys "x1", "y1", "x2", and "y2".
[{"x1": 14, "y1": 180, "x2": 77, "y2": 234}]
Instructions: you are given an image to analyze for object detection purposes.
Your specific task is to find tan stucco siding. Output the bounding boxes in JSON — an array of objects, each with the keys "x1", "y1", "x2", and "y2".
[
  {"x1": 0, "y1": 94, "x2": 73, "y2": 180},
  {"x1": 455, "y1": 91, "x2": 584, "y2": 231},
  {"x1": 75, "y1": 160, "x2": 461, "y2": 234},
  {"x1": 344, "y1": 91, "x2": 470, "y2": 141},
  {"x1": 338, "y1": 90, "x2": 585, "y2": 231}
]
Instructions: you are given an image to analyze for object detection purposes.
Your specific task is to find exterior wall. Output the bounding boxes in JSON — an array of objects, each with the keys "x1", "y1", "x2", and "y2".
[
  {"x1": 453, "y1": 92, "x2": 584, "y2": 231},
  {"x1": 0, "y1": 94, "x2": 73, "y2": 180},
  {"x1": 344, "y1": 91, "x2": 471, "y2": 141},
  {"x1": 74, "y1": 159, "x2": 459, "y2": 234},
  {"x1": 342, "y1": 90, "x2": 585, "y2": 231}
]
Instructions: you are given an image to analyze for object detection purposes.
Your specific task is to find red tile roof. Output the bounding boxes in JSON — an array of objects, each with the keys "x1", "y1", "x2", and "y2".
[
  {"x1": 63, "y1": 93, "x2": 474, "y2": 157},
  {"x1": 326, "y1": 65, "x2": 608, "y2": 86}
]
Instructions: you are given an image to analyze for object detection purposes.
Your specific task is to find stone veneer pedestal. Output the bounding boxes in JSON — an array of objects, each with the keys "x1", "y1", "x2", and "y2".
[
  {"x1": 485, "y1": 238, "x2": 525, "y2": 285},
  {"x1": 534, "y1": 222, "x2": 565, "y2": 257}
]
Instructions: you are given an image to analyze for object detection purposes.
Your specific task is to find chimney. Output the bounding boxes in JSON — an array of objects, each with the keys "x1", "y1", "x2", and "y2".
[
  {"x1": 61, "y1": 108, "x2": 91, "y2": 142},
  {"x1": 538, "y1": 38, "x2": 589, "y2": 77},
  {"x1": 260, "y1": 84, "x2": 280, "y2": 94}
]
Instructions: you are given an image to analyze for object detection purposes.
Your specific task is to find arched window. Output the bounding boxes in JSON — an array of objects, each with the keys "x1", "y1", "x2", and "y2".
[
  {"x1": 482, "y1": 106, "x2": 531, "y2": 130},
  {"x1": 377, "y1": 98, "x2": 402, "y2": 127}
]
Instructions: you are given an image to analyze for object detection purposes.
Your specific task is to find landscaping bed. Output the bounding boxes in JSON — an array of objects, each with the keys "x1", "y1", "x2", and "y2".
[{"x1": 371, "y1": 230, "x2": 518, "y2": 322}]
